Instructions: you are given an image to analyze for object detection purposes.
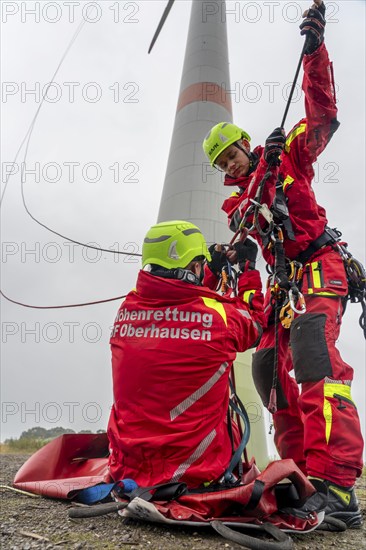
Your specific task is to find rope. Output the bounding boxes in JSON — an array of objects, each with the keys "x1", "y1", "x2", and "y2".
[
  {"x1": 252, "y1": 169, "x2": 275, "y2": 239},
  {"x1": 1, "y1": 12, "x2": 142, "y2": 309},
  {"x1": 1, "y1": 10, "x2": 141, "y2": 259},
  {"x1": 0, "y1": 290, "x2": 127, "y2": 310},
  {"x1": 280, "y1": 40, "x2": 308, "y2": 128},
  {"x1": 0, "y1": 18, "x2": 86, "y2": 206},
  {"x1": 268, "y1": 300, "x2": 279, "y2": 415},
  {"x1": 359, "y1": 298, "x2": 366, "y2": 339}
]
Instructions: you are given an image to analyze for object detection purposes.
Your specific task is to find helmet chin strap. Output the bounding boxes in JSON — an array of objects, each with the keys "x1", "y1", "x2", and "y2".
[
  {"x1": 233, "y1": 143, "x2": 258, "y2": 175},
  {"x1": 150, "y1": 267, "x2": 202, "y2": 286}
]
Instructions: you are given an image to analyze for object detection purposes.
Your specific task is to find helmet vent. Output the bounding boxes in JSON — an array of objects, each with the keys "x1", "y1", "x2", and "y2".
[
  {"x1": 182, "y1": 228, "x2": 201, "y2": 236},
  {"x1": 144, "y1": 235, "x2": 170, "y2": 243}
]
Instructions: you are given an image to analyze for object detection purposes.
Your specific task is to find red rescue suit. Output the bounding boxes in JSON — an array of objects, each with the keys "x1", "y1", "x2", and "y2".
[
  {"x1": 222, "y1": 43, "x2": 364, "y2": 486},
  {"x1": 107, "y1": 268, "x2": 264, "y2": 488}
]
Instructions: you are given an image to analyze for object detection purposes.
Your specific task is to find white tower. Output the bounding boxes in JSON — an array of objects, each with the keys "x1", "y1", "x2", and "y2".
[
  {"x1": 157, "y1": 0, "x2": 232, "y2": 243},
  {"x1": 155, "y1": 0, "x2": 269, "y2": 469}
]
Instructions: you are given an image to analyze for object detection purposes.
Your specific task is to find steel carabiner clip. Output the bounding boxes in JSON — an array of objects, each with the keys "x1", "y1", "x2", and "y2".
[{"x1": 289, "y1": 289, "x2": 306, "y2": 314}]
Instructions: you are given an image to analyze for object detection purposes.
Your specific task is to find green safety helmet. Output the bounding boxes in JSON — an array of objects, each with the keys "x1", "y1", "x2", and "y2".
[
  {"x1": 203, "y1": 122, "x2": 251, "y2": 166},
  {"x1": 142, "y1": 221, "x2": 211, "y2": 270}
]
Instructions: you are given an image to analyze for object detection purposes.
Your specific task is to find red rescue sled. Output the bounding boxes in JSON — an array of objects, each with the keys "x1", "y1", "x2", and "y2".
[{"x1": 13, "y1": 433, "x2": 111, "y2": 499}]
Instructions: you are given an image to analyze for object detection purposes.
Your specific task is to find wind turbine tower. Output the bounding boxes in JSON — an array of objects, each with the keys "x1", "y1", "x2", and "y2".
[
  {"x1": 151, "y1": 0, "x2": 269, "y2": 468},
  {"x1": 156, "y1": 0, "x2": 231, "y2": 241}
]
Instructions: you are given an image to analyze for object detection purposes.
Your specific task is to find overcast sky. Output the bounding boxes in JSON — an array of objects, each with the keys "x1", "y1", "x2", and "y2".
[{"x1": 1, "y1": 1, "x2": 365, "y2": 459}]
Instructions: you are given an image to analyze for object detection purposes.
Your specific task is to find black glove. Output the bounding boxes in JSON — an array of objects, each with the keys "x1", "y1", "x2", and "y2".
[
  {"x1": 300, "y1": 3, "x2": 326, "y2": 55},
  {"x1": 234, "y1": 239, "x2": 258, "y2": 271},
  {"x1": 264, "y1": 127, "x2": 286, "y2": 166},
  {"x1": 207, "y1": 244, "x2": 227, "y2": 275}
]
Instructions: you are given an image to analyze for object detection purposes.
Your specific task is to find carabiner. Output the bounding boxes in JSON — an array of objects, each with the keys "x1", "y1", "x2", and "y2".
[{"x1": 289, "y1": 289, "x2": 306, "y2": 314}]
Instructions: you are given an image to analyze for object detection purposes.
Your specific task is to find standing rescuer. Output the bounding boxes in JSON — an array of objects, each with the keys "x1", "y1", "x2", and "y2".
[
  {"x1": 107, "y1": 220, "x2": 264, "y2": 488},
  {"x1": 202, "y1": 0, "x2": 364, "y2": 528}
]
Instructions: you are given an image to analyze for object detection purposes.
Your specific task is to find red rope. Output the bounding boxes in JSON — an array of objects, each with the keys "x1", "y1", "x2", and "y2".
[{"x1": 0, "y1": 290, "x2": 126, "y2": 309}]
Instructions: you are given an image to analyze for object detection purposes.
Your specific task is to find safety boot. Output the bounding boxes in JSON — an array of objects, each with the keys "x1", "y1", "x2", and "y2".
[{"x1": 310, "y1": 477, "x2": 363, "y2": 528}]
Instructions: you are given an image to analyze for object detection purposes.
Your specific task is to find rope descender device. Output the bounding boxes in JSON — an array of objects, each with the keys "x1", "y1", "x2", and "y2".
[
  {"x1": 278, "y1": 287, "x2": 306, "y2": 328},
  {"x1": 279, "y1": 300, "x2": 294, "y2": 329}
]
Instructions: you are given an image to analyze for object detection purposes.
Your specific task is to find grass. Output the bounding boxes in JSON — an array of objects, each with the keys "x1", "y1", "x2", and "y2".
[{"x1": 0, "y1": 439, "x2": 47, "y2": 454}]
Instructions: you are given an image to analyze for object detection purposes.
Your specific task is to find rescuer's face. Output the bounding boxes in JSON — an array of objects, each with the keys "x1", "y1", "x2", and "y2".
[{"x1": 216, "y1": 140, "x2": 250, "y2": 178}]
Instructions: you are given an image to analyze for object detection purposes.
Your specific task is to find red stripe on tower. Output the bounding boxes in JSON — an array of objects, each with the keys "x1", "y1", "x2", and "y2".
[{"x1": 176, "y1": 82, "x2": 232, "y2": 114}]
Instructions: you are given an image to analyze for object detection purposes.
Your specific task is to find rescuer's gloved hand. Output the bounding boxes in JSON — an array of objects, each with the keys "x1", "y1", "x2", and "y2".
[
  {"x1": 264, "y1": 127, "x2": 286, "y2": 166},
  {"x1": 234, "y1": 239, "x2": 258, "y2": 271},
  {"x1": 300, "y1": 2, "x2": 326, "y2": 55},
  {"x1": 207, "y1": 244, "x2": 227, "y2": 275}
]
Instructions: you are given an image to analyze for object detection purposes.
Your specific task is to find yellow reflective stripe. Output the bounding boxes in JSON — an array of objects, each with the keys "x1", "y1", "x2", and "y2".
[
  {"x1": 329, "y1": 486, "x2": 351, "y2": 505},
  {"x1": 323, "y1": 383, "x2": 355, "y2": 445},
  {"x1": 243, "y1": 290, "x2": 255, "y2": 304},
  {"x1": 311, "y1": 262, "x2": 321, "y2": 288},
  {"x1": 285, "y1": 123, "x2": 307, "y2": 152},
  {"x1": 304, "y1": 290, "x2": 338, "y2": 296},
  {"x1": 324, "y1": 383, "x2": 353, "y2": 402},
  {"x1": 201, "y1": 296, "x2": 227, "y2": 326},
  {"x1": 230, "y1": 191, "x2": 239, "y2": 197},
  {"x1": 283, "y1": 175, "x2": 294, "y2": 191},
  {"x1": 323, "y1": 397, "x2": 332, "y2": 444}
]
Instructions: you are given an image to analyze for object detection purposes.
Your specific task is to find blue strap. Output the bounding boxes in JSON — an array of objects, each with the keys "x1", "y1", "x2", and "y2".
[{"x1": 76, "y1": 478, "x2": 138, "y2": 504}]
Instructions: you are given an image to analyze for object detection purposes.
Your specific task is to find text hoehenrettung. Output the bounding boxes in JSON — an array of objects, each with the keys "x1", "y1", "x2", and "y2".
[{"x1": 112, "y1": 307, "x2": 214, "y2": 341}]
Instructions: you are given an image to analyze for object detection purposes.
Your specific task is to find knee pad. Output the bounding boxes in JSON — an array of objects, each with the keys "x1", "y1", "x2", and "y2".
[
  {"x1": 252, "y1": 348, "x2": 289, "y2": 410},
  {"x1": 290, "y1": 313, "x2": 332, "y2": 383}
]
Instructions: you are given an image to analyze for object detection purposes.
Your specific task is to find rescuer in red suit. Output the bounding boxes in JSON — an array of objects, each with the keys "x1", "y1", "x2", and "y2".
[
  {"x1": 107, "y1": 220, "x2": 264, "y2": 489},
  {"x1": 202, "y1": 0, "x2": 363, "y2": 528}
]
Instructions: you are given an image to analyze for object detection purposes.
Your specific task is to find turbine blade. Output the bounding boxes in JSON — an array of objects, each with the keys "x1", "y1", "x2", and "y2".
[{"x1": 148, "y1": 0, "x2": 176, "y2": 54}]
